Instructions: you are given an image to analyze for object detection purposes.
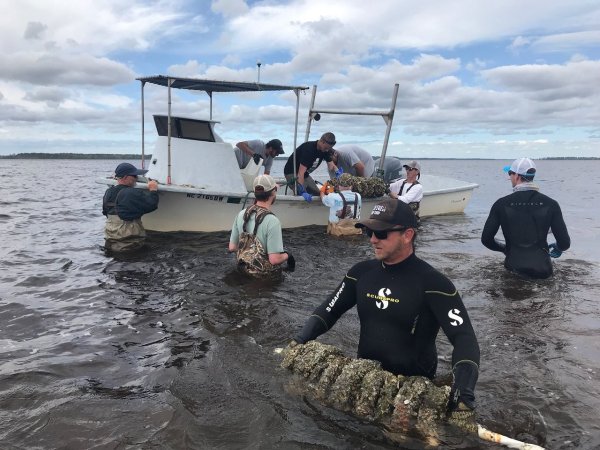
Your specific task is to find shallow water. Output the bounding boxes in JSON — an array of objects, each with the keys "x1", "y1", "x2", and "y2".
[{"x1": 0, "y1": 158, "x2": 599, "y2": 449}]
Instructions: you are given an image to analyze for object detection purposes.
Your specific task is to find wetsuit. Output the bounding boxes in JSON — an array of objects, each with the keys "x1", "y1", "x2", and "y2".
[
  {"x1": 102, "y1": 185, "x2": 159, "y2": 252},
  {"x1": 481, "y1": 189, "x2": 570, "y2": 279},
  {"x1": 296, "y1": 253, "x2": 480, "y2": 405}
]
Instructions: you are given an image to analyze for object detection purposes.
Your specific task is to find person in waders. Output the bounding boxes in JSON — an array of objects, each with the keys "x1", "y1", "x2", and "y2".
[
  {"x1": 388, "y1": 160, "x2": 423, "y2": 221},
  {"x1": 319, "y1": 173, "x2": 362, "y2": 236},
  {"x1": 102, "y1": 162, "x2": 159, "y2": 252},
  {"x1": 228, "y1": 174, "x2": 295, "y2": 276},
  {"x1": 481, "y1": 157, "x2": 570, "y2": 279}
]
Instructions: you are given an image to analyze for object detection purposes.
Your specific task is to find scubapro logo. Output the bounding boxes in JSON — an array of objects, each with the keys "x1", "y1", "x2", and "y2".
[
  {"x1": 448, "y1": 309, "x2": 464, "y2": 326},
  {"x1": 376, "y1": 287, "x2": 391, "y2": 309}
]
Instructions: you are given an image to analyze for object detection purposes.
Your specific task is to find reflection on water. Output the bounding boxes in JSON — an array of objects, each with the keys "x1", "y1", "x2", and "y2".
[{"x1": 1, "y1": 159, "x2": 599, "y2": 449}]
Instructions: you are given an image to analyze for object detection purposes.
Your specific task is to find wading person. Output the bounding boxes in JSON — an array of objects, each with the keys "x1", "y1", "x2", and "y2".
[
  {"x1": 283, "y1": 132, "x2": 338, "y2": 200},
  {"x1": 481, "y1": 157, "x2": 570, "y2": 279},
  {"x1": 293, "y1": 198, "x2": 480, "y2": 425},
  {"x1": 228, "y1": 174, "x2": 295, "y2": 276},
  {"x1": 102, "y1": 162, "x2": 159, "y2": 252},
  {"x1": 234, "y1": 138, "x2": 284, "y2": 175},
  {"x1": 389, "y1": 160, "x2": 423, "y2": 220},
  {"x1": 319, "y1": 173, "x2": 362, "y2": 236}
]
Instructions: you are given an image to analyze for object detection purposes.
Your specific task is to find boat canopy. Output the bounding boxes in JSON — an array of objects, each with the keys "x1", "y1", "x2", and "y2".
[{"x1": 137, "y1": 75, "x2": 309, "y2": 94}]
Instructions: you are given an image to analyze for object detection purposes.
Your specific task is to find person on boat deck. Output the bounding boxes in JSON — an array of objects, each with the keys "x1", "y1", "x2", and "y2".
[
  {"x1": 292, "y1": 198, "x2": 481, "y2": 431},
  {"x1": 102, "y1": 162, "x2": 159, "y2": 252},
  {"x1": 283, "y1": 132, "x2": 338, "y2": 201},
  {"x1": 234, "y1": 139, "x2": 284, "y2": 175},
  {"x1": 320, "y1": 173, "x2": 362, "y2": 236},
  {"x1": 328, "y1": 144, "x2": 375, "y2": 178},
  {"x1": 228, "y1": 174, "x2": 295, "y2": 276},
  {"x1": 388, "y1": 160, "x2": 423, "y2": 220},
  {"x1": 481, "y1": 157, "x2": 571, "y2": 279}
]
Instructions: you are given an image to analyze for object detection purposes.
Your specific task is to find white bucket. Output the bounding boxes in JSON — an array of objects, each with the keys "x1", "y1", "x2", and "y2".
[{"x1": 240, "y1": 157, "x2": 263, "y2": 191}]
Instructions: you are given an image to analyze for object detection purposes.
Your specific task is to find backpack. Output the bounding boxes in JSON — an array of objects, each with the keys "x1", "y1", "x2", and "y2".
[{"x1": 236, "y1": 205, "x2": 280, "y2": 276}]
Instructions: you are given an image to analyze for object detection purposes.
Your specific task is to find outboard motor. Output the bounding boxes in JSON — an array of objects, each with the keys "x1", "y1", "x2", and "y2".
[{"x1": 373, "y1": 156, "x2": 403, "y2": 183}]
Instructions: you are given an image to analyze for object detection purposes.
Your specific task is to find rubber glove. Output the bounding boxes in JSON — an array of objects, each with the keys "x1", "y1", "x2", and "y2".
[
  {"x1": 252, "y1": 153, "x2": 262, "y2": 165},
  {"x1": 447, "y1": 402, "x2": 478, "y2": 434},
  {"x1": 301, "y1": 193, "x2": 313, "y2": 203},
  {"x1": 296, "y1": 183, "x2": 306, "y2": 195},
  {"x1": 285, "y1": 252, "x2": 296, "y2": 271},
  {"x1": 335, "y1": 167, "x2": 344, "y2": 178},
  {"x1": 548, "y1": 243, "x2": 562, "y2": 258},
  {"x1": 447, "y1": 362, "x2": 479, "y2": 434}
]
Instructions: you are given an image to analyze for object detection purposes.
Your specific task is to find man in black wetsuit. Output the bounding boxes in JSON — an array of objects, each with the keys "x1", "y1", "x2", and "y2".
[
  {"x1": 283, "y1": 132, "x2": 338, "y2": 200},
  {"x1": 481, "y1": 157, "x2": 570, "y2": 279},
  {"x1": 294, "y1": 198, "x2": 480, "y2": 424},
  {"x1": 102, "y1": 162, "x2": 159, "y2": 252}
]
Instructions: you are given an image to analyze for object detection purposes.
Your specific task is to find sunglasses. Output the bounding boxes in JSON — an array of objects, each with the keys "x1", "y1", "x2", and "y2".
[
  {"x1": 508, "y1": 170, "x2": 516, "y2": 176},
  {"x1": 405, "y1": 167, "x2": 419, "y2": 172},
  {"x1": 364, "y1": 227, "x2": 407, "y2": 239}
]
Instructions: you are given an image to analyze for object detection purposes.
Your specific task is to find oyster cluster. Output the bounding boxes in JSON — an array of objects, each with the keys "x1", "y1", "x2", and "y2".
[
  {"x1": 329, "y1": 175, "x2": 389, "y2": 198},
  {"x1": 281, "y1": 341, "x2": 451, "y2": 442}
]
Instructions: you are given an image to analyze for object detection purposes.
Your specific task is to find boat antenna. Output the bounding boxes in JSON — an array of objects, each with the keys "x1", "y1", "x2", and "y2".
[{"x1": 256, "y1": 60, "x2": 262, "y2": 83}]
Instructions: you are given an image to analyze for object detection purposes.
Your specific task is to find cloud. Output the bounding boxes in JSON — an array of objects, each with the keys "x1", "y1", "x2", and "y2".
[
  {"x1": 211, "y1": 0, "x2": 249, "y2": 18},
  {"x1": 24, "y1": 21, "x2": 47, "y2": 40}
]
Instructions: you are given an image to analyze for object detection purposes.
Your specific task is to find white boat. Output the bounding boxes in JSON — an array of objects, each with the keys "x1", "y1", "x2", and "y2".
[{"x1": 97, "y1": 75, "x2": 478, "y2": 232}]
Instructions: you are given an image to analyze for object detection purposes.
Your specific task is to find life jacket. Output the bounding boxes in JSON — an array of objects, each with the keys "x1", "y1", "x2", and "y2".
[
  {"x1": 236, "y1": 205, "x2": 280, "y2": 276},
  {"x1": 399, "y1": 180, "x2": 421, "y2": 217},
  {"x1": 328, "y1": 192, "x2": 362, "y2": 236}
]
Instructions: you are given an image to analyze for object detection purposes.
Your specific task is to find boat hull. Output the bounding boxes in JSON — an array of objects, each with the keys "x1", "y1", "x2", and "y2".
[{"x1": 97, "y1": 175, "x2": 476, "y2": 233}]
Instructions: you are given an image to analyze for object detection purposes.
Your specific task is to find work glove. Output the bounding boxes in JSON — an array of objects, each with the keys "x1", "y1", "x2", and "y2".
[
  {"x1": 285, "y1": 252, "x2": 296, "y2": 271},
  {"x1": 548, "y1": 243, "x2": 562, "y2": 258},
  {"x1": 448, "y1": 361, "x2": 478, "y2": 412},
  {"x1": 252, "y1": 153, "x2": 262, "y2": 165},
  {"x1": 335, "y1": 167, "x2": 344, "y2": 178}
]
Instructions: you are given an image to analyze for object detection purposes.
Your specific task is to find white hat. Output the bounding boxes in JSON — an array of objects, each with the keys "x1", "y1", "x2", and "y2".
[
  {"x1": 253, "y1": 174, "x2": 277, "y2": 192},
  {"x1": 504, "y1": 158, "x2": 536, "y2": 176}
]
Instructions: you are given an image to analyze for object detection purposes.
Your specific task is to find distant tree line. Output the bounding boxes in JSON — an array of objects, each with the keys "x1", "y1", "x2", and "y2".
[{"x1": 0, "y1": 153, "x2": 151, "y2": 160}]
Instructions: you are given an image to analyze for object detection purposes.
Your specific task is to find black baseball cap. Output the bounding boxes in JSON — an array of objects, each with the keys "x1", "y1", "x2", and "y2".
[
  {"x1": 115, "y1": 162, "x2": 148, "y2": 178},
  {"x1": 355, "y1": 198, "x2": 418, "y2": 231},
  {"x1": 266, "y1": 139, "x2": 284, "y2": 154}
]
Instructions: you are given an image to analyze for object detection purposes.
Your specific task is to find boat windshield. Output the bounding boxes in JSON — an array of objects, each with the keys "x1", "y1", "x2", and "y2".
[{"x1": 153, "y1": 115, "x2": 217, "y2": 142}]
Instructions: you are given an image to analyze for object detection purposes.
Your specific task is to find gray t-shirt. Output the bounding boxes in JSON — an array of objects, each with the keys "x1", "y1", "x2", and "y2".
[
  {"x1": 234, "y1": 140, "x2": 275, "y2": 173},
  {"x1": 333, "y1": 144, "x2": 375, "y2": 177}
]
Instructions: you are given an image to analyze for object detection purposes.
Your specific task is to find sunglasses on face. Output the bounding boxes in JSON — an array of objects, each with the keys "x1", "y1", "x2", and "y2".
[
  {"x1": 364, "y1": 227, "x2": 407, "y2": 239},
  {"x1": 508, "y1": 170, "x2": 516, "y2": 176},
  {"x1": 405, "y1": 167, "x2": 418, "y2": 172}
]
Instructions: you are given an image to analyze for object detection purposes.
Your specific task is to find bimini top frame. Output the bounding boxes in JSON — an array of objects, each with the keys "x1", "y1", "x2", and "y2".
[
  {"x1": 304, "y1": 83, "x2": 399, "y2": 177},
  {"x1": 137, "y1": 75, "x2": 309, "y2": 183}
]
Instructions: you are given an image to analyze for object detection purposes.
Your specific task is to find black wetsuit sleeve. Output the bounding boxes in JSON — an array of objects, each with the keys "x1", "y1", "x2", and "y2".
[
  {"x1": 424, "y1": 274, "x2": 480, "y2": 368},
  {"x1": 481, "y1": 201, "x2": 505, "y2": 252},
  {"x1": 295, "y1": 272, "x2": 358, "y2": 344},
  {"x1": 551, "y1": 203, "x2": 571, "y2": 251},
  {"x1": 117, "y1": 189, "x2": 159, "y2": 221}
]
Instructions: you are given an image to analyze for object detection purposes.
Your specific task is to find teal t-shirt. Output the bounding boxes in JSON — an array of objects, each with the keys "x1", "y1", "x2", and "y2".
[{"x1": 230, "y1": 209, "x2": 284, "y2": 254}]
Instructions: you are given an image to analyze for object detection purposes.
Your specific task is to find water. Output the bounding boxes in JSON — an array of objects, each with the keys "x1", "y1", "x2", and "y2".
[{"x1": 0, "y1": 158, "x2": 599, "y2": 449}]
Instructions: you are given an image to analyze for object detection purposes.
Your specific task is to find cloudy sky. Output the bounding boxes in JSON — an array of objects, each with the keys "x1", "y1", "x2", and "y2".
[{"x1": 1, "y1": 0, "x2": 599, "y2": 158}]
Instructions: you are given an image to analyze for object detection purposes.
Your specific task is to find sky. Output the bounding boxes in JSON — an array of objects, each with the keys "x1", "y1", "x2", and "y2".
[{"x1": 0, "y1": 0, "x2": 599, "y2": 159}]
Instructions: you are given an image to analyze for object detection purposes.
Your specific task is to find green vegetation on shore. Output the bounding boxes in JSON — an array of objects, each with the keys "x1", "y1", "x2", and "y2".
[{"x1": 0, "y1": 153, "x2": 151, "y2": 160}]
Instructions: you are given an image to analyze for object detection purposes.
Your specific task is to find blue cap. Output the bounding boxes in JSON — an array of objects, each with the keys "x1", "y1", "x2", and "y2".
[{"x1": 115, "y1": 162, "x2": 148, "y2": 178}]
